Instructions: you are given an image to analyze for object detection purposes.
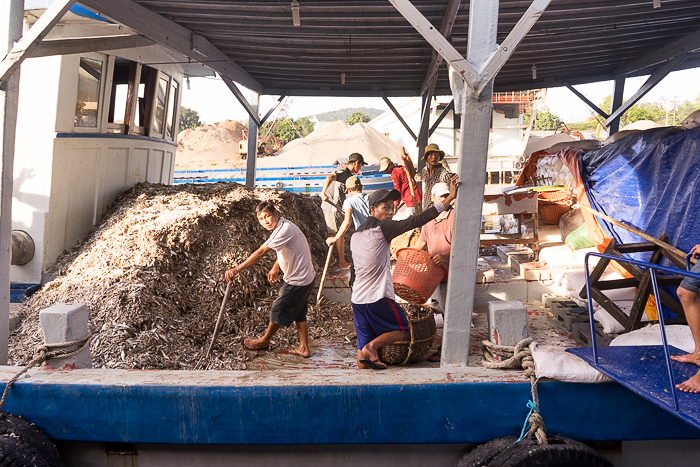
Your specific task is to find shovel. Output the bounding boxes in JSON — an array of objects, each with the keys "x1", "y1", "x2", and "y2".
[
  {"x1": 316, "y1": 244, "x2": 335, "y2": 307},
  {"x1": 206, "y1": 282, "x2": 231, "y2": 357}
]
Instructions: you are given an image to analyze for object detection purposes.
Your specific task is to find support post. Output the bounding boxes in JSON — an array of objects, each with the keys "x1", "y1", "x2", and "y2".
[
  {"x1": 416, "y1": 93, "x2": 431, "y2": 172},
  {"x1": 246, "y1": 91, "x2": 259, "y2": 188},
  {"x1": 608, "y1": 77, "x2": 625, "y2": 136},
  {"x1": 442, "y1": 0, "x2": 498, "y2": 367},
  {"x1": 0, "y1": 0, "x2": 23, "y2": 365}
]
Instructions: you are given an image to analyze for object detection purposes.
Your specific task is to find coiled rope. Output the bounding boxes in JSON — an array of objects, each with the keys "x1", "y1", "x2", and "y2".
[
  {"x1": 0, "y1": 335, "x2": 92, "y2": 412},
  {"x1": 481, "y1": 337, "x2": 547, "y2": 445}
]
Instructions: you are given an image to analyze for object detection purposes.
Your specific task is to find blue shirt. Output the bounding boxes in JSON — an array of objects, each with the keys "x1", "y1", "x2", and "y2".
[{"x1": 343, "y1": 193, "x2": 370, "y2": 229}]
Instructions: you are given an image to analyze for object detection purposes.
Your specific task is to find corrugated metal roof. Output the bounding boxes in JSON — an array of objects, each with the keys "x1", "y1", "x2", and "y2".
[{"x1": 91, "y1": 0, "x2": 700, "y2": 96}]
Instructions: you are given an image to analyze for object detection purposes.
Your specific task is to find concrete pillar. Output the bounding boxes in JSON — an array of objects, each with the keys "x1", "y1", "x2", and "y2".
[
  {"x1": 39, "y1": 303, "x2": 91, "y2": 369},
  {"x1": 0, "y1": 0, "x2": 24, "y2": 365},
  {"x1": 608, "y1": 77, "x2": 625, "y2": 136},
  {"x1": 245, "y1": 91, "x2": 259, "y2": 188},
  {"x1": 442, "y1": 0, "x2": 498, "y2": 367}
]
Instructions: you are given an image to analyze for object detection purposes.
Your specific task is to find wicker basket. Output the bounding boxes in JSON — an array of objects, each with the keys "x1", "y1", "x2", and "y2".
[
  {"x1": 540, "y1": 201, "x2": 571, "y2": 224},
  {"x1": 537, "y1": 190, "x2": 572, "y2": 203},
  {"x1": 393, "y1": 248, "x2": 447, "y2": 304},
  {"x1": 378, "y1": 306, "x2": 437, "y2": 364}
]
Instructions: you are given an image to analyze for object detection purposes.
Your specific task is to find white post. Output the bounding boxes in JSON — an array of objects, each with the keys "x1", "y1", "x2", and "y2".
[
  {"x1": 442, "y1": 0, "x2": 498, "y2": 366},
  {"x1": 0, "y1": 0, "x2": 24, "y2": 365},
  {"x1": 245, "y1": 91, "x2": 259, "y2": 188}
]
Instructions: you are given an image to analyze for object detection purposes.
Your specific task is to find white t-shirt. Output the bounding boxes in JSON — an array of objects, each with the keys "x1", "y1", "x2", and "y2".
[{"x1": 263, "y1": 217, "x2": 315, "y2": 286}]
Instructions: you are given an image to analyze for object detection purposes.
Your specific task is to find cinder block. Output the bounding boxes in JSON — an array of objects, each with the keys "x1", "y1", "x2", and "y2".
[
  {"x1": 39, "y1": 303, "x2": 91, "y2": 369},
  {"x1": 487, "y1": 300, "x2": 528, "y2": 346},
  {"x1": 571, "y1": 322, "x2": 617, "y2": 347},
  {"x1": 541, "y1": 293, "x2": 567, "y2": 308}
]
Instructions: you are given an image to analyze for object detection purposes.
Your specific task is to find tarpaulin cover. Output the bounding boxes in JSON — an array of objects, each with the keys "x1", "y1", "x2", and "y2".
[{"x1": 579, "y1": 126, "x2": 700, "y2": 265}]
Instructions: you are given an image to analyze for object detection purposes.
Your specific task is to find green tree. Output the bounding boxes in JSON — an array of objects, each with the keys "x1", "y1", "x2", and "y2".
[
  {"x1": 179, "y1": 107, "x2": 202, "y2": 131},
  {"x1": 345, "y1": 111, "x2": 371, "y2": 125},
  {"x1": 523, "y1": 106, "x2": 562, "y2": 130},
  {"x1": 262, "y1": 117, "x2": 315, "y2": 143}
]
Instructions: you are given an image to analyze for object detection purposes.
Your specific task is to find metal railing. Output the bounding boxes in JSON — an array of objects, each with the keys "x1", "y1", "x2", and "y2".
[{"x1": 584, "y1": 251, "x2": 700, "y2": 412}]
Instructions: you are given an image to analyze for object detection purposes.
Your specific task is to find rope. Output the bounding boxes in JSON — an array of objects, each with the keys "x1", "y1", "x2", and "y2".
[
  {"x1": 482, "y1": 337, "x2": 548, "y2": 446},
  {"x1": 0, "y1": 335, "x2": 92, "y2": 412}
]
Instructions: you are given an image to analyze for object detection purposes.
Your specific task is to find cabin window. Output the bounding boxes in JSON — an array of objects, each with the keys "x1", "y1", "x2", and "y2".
[
  {"x1": 74, "y1": 57, "x2": 103, "y2": 127},
  {"x1": 165, "y1": 80, "x2": 178, "y2": 140},
  {"x1": 152, "y1": 75, "x2": 169, "y2": 136}
]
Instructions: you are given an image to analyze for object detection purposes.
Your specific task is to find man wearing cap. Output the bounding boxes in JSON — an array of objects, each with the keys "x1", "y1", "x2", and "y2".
[
  {"x1": 350, "y1": 174, "x2": 460, "y2": 370},
  {"x1": 321, "y1": 153, "x2": 366, "y2": 269},
  {"x1": 379, "y1": 153, "x2": 422, "y2": 219},
  {"x1": 414, "y1": 182, "x2": 454, "y2": 315},
  {"x1": 326, "y1": 176, "x2": 370, "y2": 248},
  {"x1": 417, "y1": 143, "x2": 452, "y2": 211}
]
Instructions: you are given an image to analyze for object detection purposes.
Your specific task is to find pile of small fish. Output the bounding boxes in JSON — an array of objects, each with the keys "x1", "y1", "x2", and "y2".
[{"x1": 9, "y1": 182, "x2": 354, "y2": 370}]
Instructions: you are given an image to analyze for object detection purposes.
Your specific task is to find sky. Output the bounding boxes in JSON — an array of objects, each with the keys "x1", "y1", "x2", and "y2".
[{"x1": 180, "y1": 68, "x2": 700, "y2": 126}]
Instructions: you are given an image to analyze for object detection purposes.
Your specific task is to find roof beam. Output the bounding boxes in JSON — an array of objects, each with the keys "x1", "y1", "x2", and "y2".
[
  {"x1": 78, "y1": 0, "x2": 263, "y2": 93},
  {"x1": 388, "y1": 0, "x2": 479, "y2": 90},
  {"x1": 429, "y1": 100, "x2": 454, "y2": 137},
  {"x1": 28, "y1": 34, "x2": 154, "y2": 58},
  {"x1": 0, "y1": 0, "x2": 76, "y2": 85},
  {"x1": 221, "y1": 76, "x2": 261, "y2": 127},
  {"x1": 565, "y1": 85, "x2": 609, "y2": 120},
  {"x1": 613, "y1": 26, "x2": 700, "y2": 77},
  {"x1": 605, "y1": 55, "x2": 687, "y2": 127},
  {"x1": 259, "y1": 94, "x2": 286, "y2": 126},
  {"x1": 381, "y1": 94, "x2": 417, "y2": 141},
  {"x1": 474, "y1": 0, "x2": 552, "y2": 93},
  {"x1": 419, "y1": 0, "x2": 462, "y2": 95}
]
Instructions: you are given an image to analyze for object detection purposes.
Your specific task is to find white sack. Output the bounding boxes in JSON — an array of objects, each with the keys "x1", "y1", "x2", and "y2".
[{"x1": 530, "y1": 342, "x2": 613, "y2": 383}]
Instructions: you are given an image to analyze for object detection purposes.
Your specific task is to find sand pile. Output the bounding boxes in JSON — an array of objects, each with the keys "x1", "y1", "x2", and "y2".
[
  {"x1": 9, "y1": 183, "x2": 354, "y2": 371},
  {"x1": 257, "y1": 121, "x2": 402, "y2": 167},
  {"x1": 175, "y1": 120, "x2": 247, "y2": 170}
]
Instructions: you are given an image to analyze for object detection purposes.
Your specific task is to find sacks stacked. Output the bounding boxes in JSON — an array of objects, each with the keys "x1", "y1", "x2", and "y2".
[{"x1": 534, "y1": 156, "x2": 575, "y2": 191}]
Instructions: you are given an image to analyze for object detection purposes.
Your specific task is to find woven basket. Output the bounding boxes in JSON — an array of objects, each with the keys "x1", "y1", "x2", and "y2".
[
  {"x1": 378, "y1": 305, "x2": 437, "y2": 364},
  {"x1": 537, "y1": 190, "x2": 572, "y2": 203},
  {"x1": 393, "y1": 248, "x2": 447, "y2": 304},
  {"x1": 390, "y1": 228, "x2": 420, "y2": 259},
  {"x1": 540, "y1": 202, "x2": 571, "y2": 224}
]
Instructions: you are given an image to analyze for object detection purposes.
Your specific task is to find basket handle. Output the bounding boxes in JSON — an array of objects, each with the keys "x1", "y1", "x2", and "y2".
[{"x1": 401, "y1": 320, "x2": 416, "y2": 365}]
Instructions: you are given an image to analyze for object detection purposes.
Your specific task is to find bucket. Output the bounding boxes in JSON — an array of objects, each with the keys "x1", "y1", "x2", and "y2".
[{"x1": 392, "y1": 248, "x2": 447, "y2": 304}]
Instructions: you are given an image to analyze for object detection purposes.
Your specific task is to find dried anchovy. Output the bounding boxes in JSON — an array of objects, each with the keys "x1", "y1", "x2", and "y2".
[{"x1": 9, "y1": 182, "x2": 353, "y2": 371}]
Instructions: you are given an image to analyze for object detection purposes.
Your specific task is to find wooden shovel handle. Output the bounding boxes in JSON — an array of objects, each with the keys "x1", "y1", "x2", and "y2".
[{"x1": 206, "y1": 282, "x2": 231, "y2": 357}]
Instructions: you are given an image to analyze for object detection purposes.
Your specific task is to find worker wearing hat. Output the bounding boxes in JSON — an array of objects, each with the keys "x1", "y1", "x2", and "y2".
[
  {"x1": 416, "y1": 143, "x2": 452, "y2": 211},
  {"x1": 321, "y1": 153, "x2": 367, "y2": 269},
  {"x1": 379, "y1": 151, "x2": 422, "y2": 219},
  {"x1": 349, "y1": 174, "x2": 460, "y2": 370},
  {"x1": 414, "y1": 182, "x2": 454, "y2": 316},
  {"x1": 326, "y1": 175, "x2": 370, "y2": 249}
]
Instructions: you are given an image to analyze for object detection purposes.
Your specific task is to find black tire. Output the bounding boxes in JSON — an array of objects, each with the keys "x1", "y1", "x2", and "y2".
[
  {"x1": 0, "y1": 414, "x2": 64, "y2": 467},
  {"x1": 0, "y1": 434, "x2": 51, "y2": 467},
  {"x1": 487, "y1": 436, "x2": 614, "y2": 467},
  {"x1": 458, "y1": 436, "x2": 521, "y2": 467}
]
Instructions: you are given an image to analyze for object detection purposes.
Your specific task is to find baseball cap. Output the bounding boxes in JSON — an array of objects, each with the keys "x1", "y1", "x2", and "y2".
[
  {"x1": 346, "y1": 176, "x2": 362, "y2": 190},
  {"x1": 378, "y1": 157, "x2": 392, "y2": 172},
  {"x1": 369, "y1": 188, "x2": 401, "y2": 207},
  {"x1": 431, "y1": 182, "x2": 450, "y2": 197},
  {"x1": 348, "y1": 153, "x2": 366, "y2": 165}
]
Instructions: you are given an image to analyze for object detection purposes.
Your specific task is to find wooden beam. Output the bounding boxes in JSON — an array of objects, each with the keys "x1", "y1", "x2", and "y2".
[
  {"x1": 388, "y1": 0, "x2": 479, "y2": 90},
  {"x1": 475, "y1": 0, "x2": 552, "y2": 93},
  {"x1": 565, "y1": 84, "x2": 609, "y2": 119},
  {"x1": 614, "y1": 26, "x2": 700, "y2": 77},
  {"x1": 0, "y1": 0, "x2": 76, "y2": 85},
  {"x1": 605, "y1": 55, "x2": 687, "y2": 127},
  {"x1": 419, "y1": 0, "x2": 462, "y2": 96},
  {"x1": 429, "y1": 100, "x2": 454, "y2": 137},
  {"x1": 28, "y1": 34, "x2": 154, "y2": 58},
  {"x1": 381, "y1": 94, "x2": 417, "y2": 141},
  {"x1": 259, "y1": 94, "x2": 286, "y2": 126},
  {"x1": 221, "y1": 76, "x2": 261, "y2": 127},
  {"x1": 78, "y1": 0, "x2": 263, "y2": 93}
]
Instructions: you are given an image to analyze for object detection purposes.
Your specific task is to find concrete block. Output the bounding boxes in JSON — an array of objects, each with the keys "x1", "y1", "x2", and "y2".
[
  {"x1": 550, "y1": 299, "x2": 581, "y2": 319},
  {"x1": 39, "y1": 303, "x2": 91, "y2": 369},
  {"x1": 541, "y1": 293, "x2": 566, "y2": 308},
  {"x1": 487, "y1": 300, "x2": 528, "y2": 346},
  {"x1": 8, "y1": 315, "x2": 21, "y2": 332},
  {"x1": 572, "y1": 322, "x2": 617, "y2": 347}
]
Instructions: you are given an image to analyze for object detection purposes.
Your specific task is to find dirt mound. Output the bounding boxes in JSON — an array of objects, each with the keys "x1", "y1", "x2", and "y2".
[
  {"x1": 175, "y1": 120, "x2": 247, "y2": 170},
  {"x1": 9, "y1": 183, "x2": 352, "y2": 370}
]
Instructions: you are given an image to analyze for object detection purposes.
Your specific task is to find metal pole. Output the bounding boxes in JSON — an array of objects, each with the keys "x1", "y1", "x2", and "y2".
[
  {"x1": 0, "y1": 0, "x2": 23, "y2": 364},
  {"x1": 608, "y1": 77, "x2": 625, "y2": 136},
  {"x1": 441, "y1": 0, "x2": 498, "y2": 367},
  {"x1": 245, "y1": 91, "x2": 259, "y2": 188}
]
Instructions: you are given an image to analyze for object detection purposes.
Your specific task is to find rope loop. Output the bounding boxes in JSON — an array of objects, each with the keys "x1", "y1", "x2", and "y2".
[
  {"x1": 0, "y1": 334, "x2": 92, "y2": 412},
  {"x1": 482, "y1": 337, "x2": 547, "y2": 445}
]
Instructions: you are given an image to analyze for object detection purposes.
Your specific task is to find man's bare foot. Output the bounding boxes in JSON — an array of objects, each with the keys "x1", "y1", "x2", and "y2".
[
  {"x1": 243, "y1": 337, "x2": 269, "y2": 350},
  {"x1": 671, "y1": 352, "x2": 700, "y2": 366},
  {"x1": 289, "y1": 346, "x2": 311, "y2": 358},
  {"x1": 676, "y1": 372, "x2": 700, "y2": 393}
]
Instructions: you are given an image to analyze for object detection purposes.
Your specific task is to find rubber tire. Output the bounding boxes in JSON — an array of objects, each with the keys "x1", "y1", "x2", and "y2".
[
  {"x1": 487, "y1": 436, "x2": 614, "y2": 467},
  {"x1": 0, "y1": 414, "x2": 64, "y2": 467},
  {"x1": 458, "y1": 436, "x2": 520, "y2": 467},
  {"x1": 0, "y1": 434, "x2": 52, "y2": 467}
]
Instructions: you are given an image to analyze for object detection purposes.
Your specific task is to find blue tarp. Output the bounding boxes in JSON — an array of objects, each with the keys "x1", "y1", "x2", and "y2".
[{"x1": 580, "y1": 126, "x2": 700, "y2": 265}]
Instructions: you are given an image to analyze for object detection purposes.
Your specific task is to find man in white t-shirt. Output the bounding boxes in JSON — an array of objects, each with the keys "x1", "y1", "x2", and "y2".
[{"x1": 225, "y1": 202, "x2": 316, "y2": 357}]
